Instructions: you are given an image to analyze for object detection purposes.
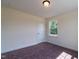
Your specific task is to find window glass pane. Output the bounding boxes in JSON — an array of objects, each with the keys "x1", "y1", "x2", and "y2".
[{"x1": 49, "y1": 19, "x2": 58, "y2": 35}]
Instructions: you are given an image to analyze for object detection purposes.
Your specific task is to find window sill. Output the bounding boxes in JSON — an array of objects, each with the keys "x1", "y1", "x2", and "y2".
[{"x1": 49, "y1": 34, "x2": 58, "y2": 37}]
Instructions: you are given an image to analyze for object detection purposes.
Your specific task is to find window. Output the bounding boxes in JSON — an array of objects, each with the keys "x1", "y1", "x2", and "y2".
[{"x1": 49, "y1": 19, "x2": 58, "y2": 36}]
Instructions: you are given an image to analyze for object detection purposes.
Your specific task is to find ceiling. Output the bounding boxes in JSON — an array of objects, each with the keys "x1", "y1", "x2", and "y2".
[{"x1": 2, "y1": 0, "x2": 78, "y2": 18}]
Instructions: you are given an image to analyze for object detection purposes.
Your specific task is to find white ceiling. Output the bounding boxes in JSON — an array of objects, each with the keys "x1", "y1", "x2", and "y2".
[{"x1": 2, "y1": 0, "x2": 78, "y2": 18}]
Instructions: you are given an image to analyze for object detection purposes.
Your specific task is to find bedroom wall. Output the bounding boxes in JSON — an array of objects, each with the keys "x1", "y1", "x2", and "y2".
[
  {"x1": 1, "y1": 6, "x2": 45, "y2": 53},
  {"x1": 45, "y1": 10, "x2": 78, "y2": 51}
]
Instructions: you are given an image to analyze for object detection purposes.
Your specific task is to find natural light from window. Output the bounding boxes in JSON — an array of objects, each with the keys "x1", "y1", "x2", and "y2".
[
  {"x1": 56, "y1": 52, "x2": 77, "y2": 59},
  {"x1": 49, "y1": 19, "x2": 58, "y2": 36}
]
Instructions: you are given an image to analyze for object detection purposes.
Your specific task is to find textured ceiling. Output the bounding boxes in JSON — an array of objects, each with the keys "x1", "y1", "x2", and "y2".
[{"x1": 2, "y1": 0, "x2": 78, "y2": 18}]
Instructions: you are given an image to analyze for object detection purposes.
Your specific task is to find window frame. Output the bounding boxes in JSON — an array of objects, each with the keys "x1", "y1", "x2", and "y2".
[{"x1": 48, "y1": 19, "x2": 58, "y2": 37}]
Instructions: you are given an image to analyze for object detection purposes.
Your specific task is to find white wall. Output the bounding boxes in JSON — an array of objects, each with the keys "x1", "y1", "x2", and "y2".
[
  {"x1": 46, "y1": 10, "x2": 78, "y2": 51},
  {"x1": 1, "y1": 7, "x2": 45, "y2": 53},
  {"x1": 2, "y1": 6, "x2": 78, "y2": 53}
]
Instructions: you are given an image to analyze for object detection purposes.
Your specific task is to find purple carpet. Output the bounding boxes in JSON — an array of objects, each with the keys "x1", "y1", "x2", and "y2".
[{"x1": 2, "y1": 42, "x2": 78, "y2": 59}]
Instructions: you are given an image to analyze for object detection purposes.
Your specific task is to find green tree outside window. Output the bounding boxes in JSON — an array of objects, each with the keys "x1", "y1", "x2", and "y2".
[{"x1": 49, "y1": 19, "x2": 58, "y2": 35}]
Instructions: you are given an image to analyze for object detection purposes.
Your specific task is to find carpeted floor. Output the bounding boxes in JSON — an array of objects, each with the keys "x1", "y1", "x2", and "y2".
[{"x1": 2, "y1": 42, "x2": 78, "y2": 59}]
